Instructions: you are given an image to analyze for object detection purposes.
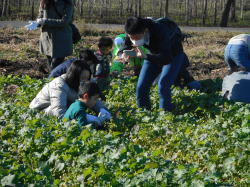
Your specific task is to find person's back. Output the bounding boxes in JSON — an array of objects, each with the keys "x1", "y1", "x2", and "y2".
[{"x1": 49, "y1": 57, "x2": 78, "y2": 78}]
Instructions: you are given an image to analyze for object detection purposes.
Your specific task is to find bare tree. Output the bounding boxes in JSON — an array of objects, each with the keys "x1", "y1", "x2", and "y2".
[
  {"x1": 214, "y1": 0, "x2": 218, "y2": 25},
  {"x1": 220, "y1": 0, "x2": 234, "y2": 27},
  {"x1": 240, "y1": 0, "x2": 244, "y2": 19},
  {"x1": 202, "y1": 0, "x2": 208, "y2": 25},
  {"x1": 230, "y1": 0, "x2": 237, "y2": 21},
  {"x1": 165, "y1": 0, "x2": 169, "y2": 17}
]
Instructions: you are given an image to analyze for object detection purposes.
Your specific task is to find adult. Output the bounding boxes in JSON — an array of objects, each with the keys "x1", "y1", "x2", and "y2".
[
  {"x1": 222, "y1": 34, "x2": 250, "y2": 103},
  {"x1": 37, "y1": 0, "x2": 74, "y2": 71},
  {"x1": 120, "y1": 17, "x2": 199, "y2": 112},
  {"x1": 30, "y1": 60, "x2": 108, "y2": 118},
  {"x1": 224, "y1": 34, "x2": 250, "y2": 72}
]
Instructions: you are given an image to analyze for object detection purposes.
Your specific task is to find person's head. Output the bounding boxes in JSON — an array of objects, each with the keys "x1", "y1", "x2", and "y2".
[
  {"x1": 79, "y1": 49, "x2": 98, "y2": 66},
  {"x1": 98, "y1": 37, "x2": 113, "y2": 55},
  {"x1": 78, "y1": 81, "x2": 100, "y2": 108},
  {"x1": 125, "y1": 17, "x2": 148, "y2": 46},
  {"x1": 65, "y1": 60, "x2": 92, "y2": 91}
]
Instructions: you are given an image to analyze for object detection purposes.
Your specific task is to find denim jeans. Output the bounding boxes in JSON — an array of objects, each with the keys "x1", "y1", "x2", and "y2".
[
  {"x1": 224, "y1": 44, "x2": 250, "y2": 71},
  {"x1": 136, "y1": 52, "x2": 186, "y2": 111}
]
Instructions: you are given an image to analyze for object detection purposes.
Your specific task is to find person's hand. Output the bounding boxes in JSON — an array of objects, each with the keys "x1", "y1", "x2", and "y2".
[
  {"x1": 86, "y1": 114, "x2": 102, "y2": 126},
  {"x1": 134, "y1": 47, "x2": 147, "y2": 59},
  {"x1": 24, "y1": 21, "x2": 39, "y2": 31},
  {"x1": 36, "y1": 18, "x2": 46, "y2": 25},
  {"x1": 100, "y1": 108, "x2": 111, "y2": 119},
  {"x1": 118, "y1": 52, "x2": 130, "y2": 64}
]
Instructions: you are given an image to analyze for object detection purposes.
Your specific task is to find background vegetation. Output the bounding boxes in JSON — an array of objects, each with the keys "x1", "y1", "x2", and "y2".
[{"x1": 0, "y1": 0, "x2": 250, "y2": 27}]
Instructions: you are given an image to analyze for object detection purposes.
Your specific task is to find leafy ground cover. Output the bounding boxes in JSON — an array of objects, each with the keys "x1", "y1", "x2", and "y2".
[
  {"x1": 0, "y1": 74, "x2": 249, "y2": 186},
  {"x1": 0, "y1": 28, "x2": 249, "y2": 185}
]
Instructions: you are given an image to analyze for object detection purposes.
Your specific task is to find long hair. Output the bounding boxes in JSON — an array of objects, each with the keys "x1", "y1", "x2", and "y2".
[{"x1": 65, "y1": 60, "x2": 92, "y2": 92}]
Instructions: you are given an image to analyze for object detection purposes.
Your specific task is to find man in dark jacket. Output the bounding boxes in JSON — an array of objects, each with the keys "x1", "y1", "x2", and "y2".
[{"x1": 119, "y1": 17, "x2": 199, "y2": 112}]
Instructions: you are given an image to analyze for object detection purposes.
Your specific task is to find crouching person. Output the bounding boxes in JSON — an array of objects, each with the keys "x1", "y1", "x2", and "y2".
[
  {"x1": 29, "y1": 60, "x2": 111, "y2": 118},
  {"x1": 64, "y1": 81, "x2": 111, "y2": 127}
]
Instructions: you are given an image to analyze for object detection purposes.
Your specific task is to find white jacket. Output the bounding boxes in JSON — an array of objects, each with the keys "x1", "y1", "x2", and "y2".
[{"x1": 29, "y1": 74, "x2": 78, "y2": 118}]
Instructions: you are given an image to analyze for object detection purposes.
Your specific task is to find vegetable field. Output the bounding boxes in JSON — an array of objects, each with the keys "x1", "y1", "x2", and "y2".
[
  {"x1": 0, "y1": 74, "x2": 249, "y2": 186},
  {"x1": 0, "y1": 28, "x2": 249, "y2": 186}
]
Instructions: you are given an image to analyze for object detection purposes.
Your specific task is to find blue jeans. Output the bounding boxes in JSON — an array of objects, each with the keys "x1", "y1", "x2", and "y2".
[
  {"x1": 136, "y1": 52, "x2": 185, "y2": 111},
  {"x1": 224, "y1": 44, "x2": 250, "y2": 71}
]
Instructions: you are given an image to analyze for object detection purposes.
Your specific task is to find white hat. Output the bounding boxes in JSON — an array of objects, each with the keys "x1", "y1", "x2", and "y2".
[{"x1": 114, "y1": 37, "x2": 125, "y2": 46}]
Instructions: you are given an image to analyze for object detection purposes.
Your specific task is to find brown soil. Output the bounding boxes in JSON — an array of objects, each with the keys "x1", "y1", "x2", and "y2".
[{"x1": 0, "y1": 58, "x2": 228, "y2": 80}]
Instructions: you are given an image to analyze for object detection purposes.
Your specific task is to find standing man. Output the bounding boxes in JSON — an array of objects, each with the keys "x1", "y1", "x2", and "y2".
[{"x1": 119, "y1": 17, "x2": 199, "y2": 112}]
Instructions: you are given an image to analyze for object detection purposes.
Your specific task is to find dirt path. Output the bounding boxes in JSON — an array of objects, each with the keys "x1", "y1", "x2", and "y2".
[{"x1": 1, "y1": 21, "x2": 250, "y2": 32}]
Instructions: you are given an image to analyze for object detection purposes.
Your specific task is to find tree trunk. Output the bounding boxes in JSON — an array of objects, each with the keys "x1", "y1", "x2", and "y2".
[
  {"x1": 220, "y1": 0, "x2": 234, "y2": 27},
  {"x1": 185, "y1": 0, "x2": 190, "y2": 25},
  {"x1": 119, "y1": 0, "x2": 123, "y2": 17},
  {"x1": 240, "y1": 0, "x2": 244, "y2": 20},
  {"x1": 202, "y1": 0, "x2": 208, "y2": 25},
  {"x1": 164, "y1": 0, "x2": 169, "y2": 17},
  {"x1": 79, "y1": 0, "x2": 84, "y2": 17},
  {"x1": 31, "y1": 0, "x2": 35, "y2": 20},
  {"x1": 1, "y1": 0, "x2": 7, "y2": 17},
  {"x1": 230, "y1": 0, "x2": 237, "y2": 22},
  {"x1": 214, "y1": 0, "x2": 218, "y2": 25},
  {"x1": 137, "y1": 0, "x2": 141, "y2": 17}
]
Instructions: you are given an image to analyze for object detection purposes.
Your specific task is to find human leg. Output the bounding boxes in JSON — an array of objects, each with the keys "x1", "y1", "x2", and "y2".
[
  {"x1": 136, "y1": 60, "x2": 161, "y2": 110},
  {"x1": 158, "y1": 52, "x2": 186, "y2": 111}
]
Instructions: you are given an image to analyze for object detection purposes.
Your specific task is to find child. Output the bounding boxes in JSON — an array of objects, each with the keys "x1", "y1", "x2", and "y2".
[
  {"x1": 93, "y1": 37, "x2": 113, "y2": 91},
  {"x1": 111, "y1": 33, "x2": 149, "y2": 76},
  {"x1": 64, "y1": 81, "x2": 111, "y2": 127}
]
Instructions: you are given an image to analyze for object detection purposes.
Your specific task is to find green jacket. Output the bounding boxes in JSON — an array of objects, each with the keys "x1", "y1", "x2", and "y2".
[
  {"x1": 111, "y1": 33, "x2": 149, "y2": 73},
  {"x1": 64, "y1": 100, "x2": 87, "y2": 126},
  {"x1": 38, "y1": 0, "x2": 73, "y2": 58}
]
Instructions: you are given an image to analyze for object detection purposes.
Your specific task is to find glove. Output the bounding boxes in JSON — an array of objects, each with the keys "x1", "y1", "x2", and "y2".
[
  {"x1": 36, "y1": 18, "x2": 46, "y2": 25},
  {"x1": 24, "y1": 21, "x2": 39, "y2": 31},
  {"x1": 100, "y1": 108, "x2": 111, "y2": 120},
  {"x1": 86, "y1": 114, "x2": 101, "y2": 126},
  {"x1": 98, "y1": 112, "x2": 109, "y2": 123}
]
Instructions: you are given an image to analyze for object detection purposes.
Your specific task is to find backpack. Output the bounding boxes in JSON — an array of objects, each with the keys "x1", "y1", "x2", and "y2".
[{"x1": 154, "y1": 17, "x2": 188, "y2": 42}]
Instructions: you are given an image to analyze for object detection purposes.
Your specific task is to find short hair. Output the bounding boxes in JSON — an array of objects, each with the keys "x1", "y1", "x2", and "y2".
[
  {"x1": 125, "y1": 17, "x2": 146, "y2": 35},
  {"x1": 78, "y1": 81, "x2": 100, "y2": 98},
  {"x1": 79, "y1": 49, "x2": 98, "y2": 65},
  {"x1": 98, "y1": 37, "x2": 113, "y2": 48},
  {"x1": 65, "y1": 60, "x2": 92, "y2": 91}
]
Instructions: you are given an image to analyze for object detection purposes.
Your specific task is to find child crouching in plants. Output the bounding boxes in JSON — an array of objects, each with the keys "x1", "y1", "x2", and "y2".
[
  {"x1": 93, "y1": 37, "x2": 113, "y2": 92},
  {"x1": 64, "y1": 81, "x2": 111, "y2": 127}
]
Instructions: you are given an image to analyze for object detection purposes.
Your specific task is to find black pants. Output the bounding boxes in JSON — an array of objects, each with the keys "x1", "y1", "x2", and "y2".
[{"x1": 47, "y1": 56, "x2": 65, "y2": 71}]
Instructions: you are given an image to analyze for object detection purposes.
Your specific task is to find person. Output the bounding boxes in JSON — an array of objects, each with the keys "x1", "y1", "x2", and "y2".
[
  {"x1": 222, "y1": 71, "x2": 250, "y2": 103},
  {"x1": 48, "y1": 49, "x2": 98, "y2": 78},
  {"x1": 111, "y1": 33, "x2": 149, "y2": 76},
  {"x1": 119, "y1": 17, "x2": 200, "y2": 112},
  {"x1": 30, "y1": 0, "x2": 74, "y2": 71},
  {"x1": 224, "y1": 34, "x2": 250, "y2": 73},
  {"x1": 29, "y1": 60, "x2": 111, "y2": 118},
  {"x1": 93, "y1": 37, "x2": 113, "y2": 91},
  {"x1": 64, "y1": 81, "x2": 110, "y2": 126},
  {"x1": 221, "y1": 34, "x2": 250, "y2": 103}
]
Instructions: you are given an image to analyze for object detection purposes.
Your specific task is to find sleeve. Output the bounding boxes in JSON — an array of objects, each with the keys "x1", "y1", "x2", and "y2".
[
  {"x1": 145, "y1": 36, "x2": 173, "y2": 65},
  {"x1": 48, "y1": 80, "x2": 69, "y2": 118},
  {"x1": 43, "y1": 0, "x2": 74, "y2": 28},
  {"x1": 117, "y1": 35, "x2": 133, "y2": 56},
  {"x1": 76, "y1": 110, "x2": 87, "y2": 126}
]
